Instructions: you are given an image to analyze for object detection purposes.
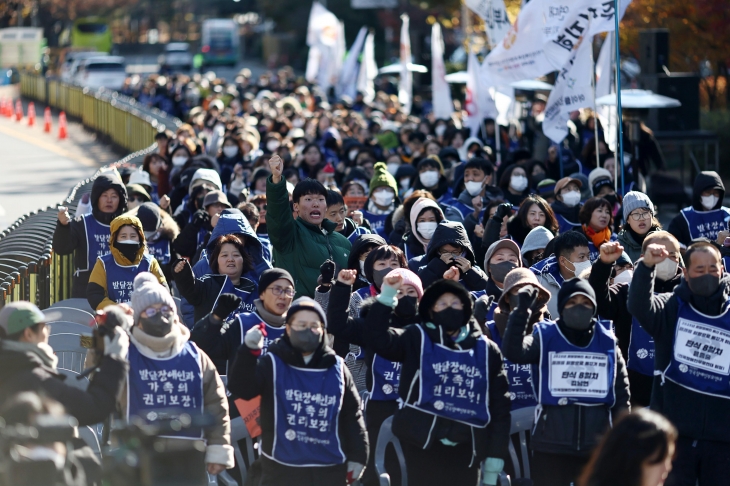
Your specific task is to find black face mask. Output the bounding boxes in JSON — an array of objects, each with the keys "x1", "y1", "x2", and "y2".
[
  {"x1": 372, "y1": 267, "x2": 393, "y2": 289},
  {"x1": 688, "y1": 273, "x2": 721, "y2": 298},
  {"x1": 431, "y1": 307, "x2": 465, "y2": 332},
  {"x1": 561, "y1": 305, "x2": 594, "y2": 331},
  {"x1": 114, "y1": 241, "x2": 142, "y2": 262},
  {"x1": 289, "y1": 329, "x2": 322, "y2": 354},
  {"x1": 140, "y1": 312, "x2": 173, "y2": 337},
  {"x1": 395, "y1": 296, "x2": 418, "y2": 317},
  {"x1": 490, "y1": 261, "x2": 518, "y2": 284}
]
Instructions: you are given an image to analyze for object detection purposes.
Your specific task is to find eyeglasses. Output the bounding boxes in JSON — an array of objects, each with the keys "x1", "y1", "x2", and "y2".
[
  {"x1": 629, "y1": 210, "x2": 652, "y2": 221},
  {"x1": 289, "y1": 322, "x2": 323, "y2": 331},
  {"x1": 142, "y1": 305, "x2": 174, "y2": 318},
  {"x1": 269, "y1": 286, "x2": 296, "y2": 297},
  {"x1": 438, "y1": 249, "x2": 462, "y2": 258}
]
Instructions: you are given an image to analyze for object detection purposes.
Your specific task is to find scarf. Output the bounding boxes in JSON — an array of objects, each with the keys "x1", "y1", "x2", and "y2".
[
  {"x1": 583, "y1": 225, "x2": 612, "y2": 249},
  {"x1": 2, "y1": 340, "x2": 58, "y2": 369},
  {"x1": 254, "y1": 299, "x2": 286, "y2": 327},
  {"x1": 367, "y1": 200, "x2": 394, "y2": 215},
  {"x1": 131, "y1": 322, "x2": 189, "y2": 357},
  {"x1": 627, "y1": 224, "x2": 658, "y2": 247}
]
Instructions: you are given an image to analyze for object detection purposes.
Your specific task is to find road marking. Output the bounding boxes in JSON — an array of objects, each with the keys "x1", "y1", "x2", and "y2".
[{"x1": 0, "y1": 122, "x2": 97, "y2": 167}]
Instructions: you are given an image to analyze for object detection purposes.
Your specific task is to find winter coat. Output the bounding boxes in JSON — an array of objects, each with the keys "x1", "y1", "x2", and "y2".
[
  {"x1": 551, "y1": 200, "x2": 582, "y2": 235},
  {"x1": 0, "y1": 340, "x2": 127, "y2": 426},
  {"x1": 616, "y1": 227, "x2": 645, "y2": 264},
  {"x1": 87, "y1": 215, "x2": 168, "y2": 310},
  {"x1": 627, "y1": 261, "x2": 730, "y2": 443},
  {"x1": 52, "y1": 173, "x2": 128, "y2": 297},
  {"x1": 346, "y1": 233, "x2": 387, "y2": 292},
  {"x1": 123, "y1": 204, "x2": 181, "y2": 282},
  {"x1": 530, "y1": 255, "x2": 565, "y2": 318},
  {"x1": 266, "y1": 176, "x2": 351, "y2": 298},
  {"x1": 667, "y1": 171, "x2": 728, "y2": 247},
  {"x1": 501, "y1": 309, "x2": 631, "y2": 456},
  {"x1": 417, "y1": 221, "x2": 489, "y2": 291}
]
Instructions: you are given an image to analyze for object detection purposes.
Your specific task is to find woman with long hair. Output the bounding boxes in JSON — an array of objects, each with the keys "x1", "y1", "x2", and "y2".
[{"x1": 578, "y1": 197, "x2": 618, "y2": 262}]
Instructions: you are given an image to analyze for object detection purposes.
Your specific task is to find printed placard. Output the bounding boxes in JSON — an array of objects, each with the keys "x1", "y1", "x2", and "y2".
[
  {"x1": 674, "y1": 318, "x2": 730, "y2": 375},
  {"x1": 548, "y1": 351, "x2": 608, "y2": 398}
]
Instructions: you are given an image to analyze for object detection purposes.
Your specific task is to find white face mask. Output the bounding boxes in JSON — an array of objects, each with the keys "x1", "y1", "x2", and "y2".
[
  {"x1": 562, "y1": 190, "x2": 581, "y2": 207},
  {"x1": 373, "y1": 191, "x2": 394, "y2": 207},
  {"x1": 564, "y1": 258, "x2": 592, "y2": 277},
  {"x1": 117, "y1": 239, "x2": 139, "y2": 244},
  {"x1": 223, "y1": 146, "x2": 238, "y2": 158},
  {"x1": 172, "y1": 156, "x2": 188, "y2": 167},
  {"x1": 266, "y1": 140, "x2": 280, "y2": 152},
  {"x1": 387, "y1": 162, "x2": 400, "y2": 176},
  {"x1": 613, "y1": 269, "x2": 633, "y2": 285},
  {"x1": 655, "y1": 258, "x2": 678, "y2": 282},
  {"x1": 400, "y1": 178, "x2": 411, "y2": 190},
  {"x1": 465, "y1": 180, "x2": 485, "y2": 197},
  {"x1": 701, "y1": 194, "x2": 719, "y2": 211},
  {"x1": 419, "y1": 170, "x2": 439, "y2": 188},
  {"x1": 292, "y1": 118, "x2": 305, "y2": 128},
  {"x1": 348, "y1": 149, "x2": 359, "y2": 161},
  {"x1": 510, "y1": 175, "x2": 528, "y2": 192},
  {"x1": 417, "y1": 221, "x2": 438, "y2": 240},
  {"x1": 434, "y1": 124, "x2": 447, "y2": 137}
]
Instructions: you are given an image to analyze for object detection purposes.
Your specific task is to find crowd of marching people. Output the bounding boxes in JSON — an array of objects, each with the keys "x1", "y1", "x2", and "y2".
[{"x1": 0, "y1": 65, "x2": 728, "y2": 486}]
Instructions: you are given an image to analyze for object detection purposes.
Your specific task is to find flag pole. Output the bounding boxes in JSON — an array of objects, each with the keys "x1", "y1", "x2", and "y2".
[{"x1": 613, "y1": 0, "x2": 625, "y2": 195}]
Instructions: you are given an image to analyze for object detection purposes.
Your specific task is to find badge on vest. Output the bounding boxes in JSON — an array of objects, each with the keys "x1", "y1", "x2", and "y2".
[
  {"x1": 674, "y1": 318, "x2": 730, "y2": 374},
  {"x1": 548, "y1": 351, "x2": 610, "y2": 399}
]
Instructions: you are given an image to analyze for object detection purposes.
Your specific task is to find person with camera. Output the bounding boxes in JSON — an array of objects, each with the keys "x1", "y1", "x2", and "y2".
[
  {"x1": 227, "y1": 297, "x2": 368, "y2": 486},
  {"x1": 122, "y1": 272, "x2": 234, "y2": 475},
  {"x1": 0, "y1": 301, "x2": 128, "y2": 426}
]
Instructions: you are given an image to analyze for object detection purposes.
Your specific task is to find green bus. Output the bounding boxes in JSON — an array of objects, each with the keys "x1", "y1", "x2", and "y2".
[{"x1": 71, "y1": 17, "x2": 112, "y2": 53}]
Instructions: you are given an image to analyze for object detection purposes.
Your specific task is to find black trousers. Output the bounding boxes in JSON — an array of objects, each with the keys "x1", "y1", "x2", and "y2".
[
  {"x1": 362, "y1": 399, "x2": 401, "y2": 486},
  {"x1": 666, "y1": 436, "x2": 730, "y2": 486},
  {"x1": 531, "y1": 451, "x2": 588, "y2": 486},
  {"x1": 401, "y1": 440, "x2": 480, "y2": 486}
]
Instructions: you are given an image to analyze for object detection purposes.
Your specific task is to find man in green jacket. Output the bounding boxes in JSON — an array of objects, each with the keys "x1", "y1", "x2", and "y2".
[{"x1": 266, "y1": 155, "x2": 351, "y2": 298}]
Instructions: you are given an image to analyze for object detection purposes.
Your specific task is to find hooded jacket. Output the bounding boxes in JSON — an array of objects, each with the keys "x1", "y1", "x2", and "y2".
[
  {"x1": 408, "y1": 198, "x2": 445, "y2": 254},
  {"x1": 530, "y1": 255, "x2": 565, "y2": 318},
  {"x1": 53, "y1": 173, "x2": 128, "y2": 297},
  {"x1": 123, "y1": 204, "x2": 181, "y2": 281},
  {"x1": 627, "y1": 260, "x2": 730, "y2": 443},
  {"x1": 347, "y1": 234, "x2": 387, "y2": 291},
  {"x1": 87, "y1": 215, "x2": 167, "y2": 310},
  {"x1": 416, "y1": 221, "x2": 489, "y2": 290},
  {"x1": 667, "y1": 171, "x2": 728, "y2": 247}
]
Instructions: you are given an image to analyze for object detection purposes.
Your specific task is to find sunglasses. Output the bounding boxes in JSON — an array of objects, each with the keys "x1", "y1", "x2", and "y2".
[{"x1": 142, "y1": 305, "x2": 174, "y2": 318}]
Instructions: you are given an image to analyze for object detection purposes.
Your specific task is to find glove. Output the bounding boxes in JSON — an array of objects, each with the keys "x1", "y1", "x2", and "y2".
[
  {"x1": 103, "y1": 327, "x2": 129, "y2": 358},
  {"x1": 213, "y1": 293, "x2": 242, "y2": 320},
  {"x1": 191, "y1": 209, "x2": 210, "y2": 228},
  {"x1": 493, "y1": 203, "x2": 512, "y2": 221},
  {"x1": 514, "y1": 286, "x2": 538, "y2": 313},
  {"x1": 473, "y1": 295, "x2": 495, "y2": 325},
  {"x1": 346, "y1": 461, "x2": 365, "y2": 484},
  {"x1": 482, "y1": 457, "x2": 505, "y2": 485},
  {"x1": 244, "y1": 324, "x2": 266, "y2": 350},
  {"x1": 319, "y1": 259, "x2": 336, "y2": 286}
]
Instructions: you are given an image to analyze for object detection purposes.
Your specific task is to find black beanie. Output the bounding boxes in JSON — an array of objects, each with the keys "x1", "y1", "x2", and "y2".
[
  {"x1": 557, "y1": 277, "x2": 598, "y2": 316},
  {"x1": 137, "y1": 202, "x2": 162, "y2": 233},
  {"x1": 418, "y1": 279, "x2": 473, "y2": 326},
  {"x1": 259, "y1": 268, "x2": 295, "y2": 293}
]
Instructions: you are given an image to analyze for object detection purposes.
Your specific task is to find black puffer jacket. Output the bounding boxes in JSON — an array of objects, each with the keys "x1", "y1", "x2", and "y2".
[
  {"x1": 416, "y1": 221, "x2": 489, "y2": 290},
  {"x1": 347, "y1": 234, "x2": 386, "y2": 291},
  {"x1": 364, "y1": 299, "x2": 511, "y2": 463},
  {"x1": 628, "y1": 261, "x2": 730, "y2": 443},
  {"x1": 52, "y1": 173, "x2": 128, "y2": 297},
  {"x1": 667, "y1": 171, "x2": 726, "y2": 247}
]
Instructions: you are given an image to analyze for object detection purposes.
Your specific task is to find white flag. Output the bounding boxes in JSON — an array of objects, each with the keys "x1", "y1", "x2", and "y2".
[
  {"x1": 431, "y1": 23, "x2": 453, "y2": 119},
  {"x1": 399, "y1": 14, "x2": 413, "y2": 115},
  {"x1": 464, "y1": 0, "x2": 512, "y2": 47},
  {"x1": 337, "y1": 26, "x2": 367, "y2": 99},
  {"x1": 595, "y1": 32, "x2": 617, "y2": 152},
  {"x1": 464, "y1": 51, "x2": 482, "y2": 138},
  {"x1": 305, "y1": 2, "x2": 344, "y2": 90},
  {"x1": 357, "y1": 31, "x2": 377, "y2": 103},
  {"x1": 306, "y1": 2, "x2": 339, "y2": 47},
  {"x1": 542, "y1": 36, "x2": 595, "y2": 144}
]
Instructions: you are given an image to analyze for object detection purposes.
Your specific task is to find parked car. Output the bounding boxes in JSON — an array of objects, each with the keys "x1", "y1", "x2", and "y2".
[
  {"x1": 159, "y1": 43, "x2": 193, "y2": 73},
  {"x1": 60, "y1": 51, "x2": 107, "y2": 83},
  {"x1": 73, "y1": 56, "x2": 126, "y2": 91}
]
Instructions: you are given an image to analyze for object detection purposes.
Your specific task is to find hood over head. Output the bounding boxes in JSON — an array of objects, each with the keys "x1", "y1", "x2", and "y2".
[
  {"x1": 692, "y1": 171, "x2": 725, "y2": 211},
  {"x1": 91, "y1": 173, "x2": 128, "y2": 224},
  {"x1": 521, "y1": 226, "x2": 555, "y2": 257},
  {"x1": 347, "y1": 234, "x2": 387, "y2": 270},
  {"x1": 425, "y1": 221, "x2": 475, "y2": 264},
  {"x1": 205, "y1": 209, "x2": 267, "y2": 269},
  {"x1": 410, "y1": 198, "x2": 445, "y2": 250},
  {"x1": 109, "y1": 215, "x2": 146, "y2": 264}
]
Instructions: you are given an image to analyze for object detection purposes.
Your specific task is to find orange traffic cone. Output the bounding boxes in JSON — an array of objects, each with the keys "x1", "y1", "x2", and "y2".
[
  {"x1": 58, "y1": 111, "x2": 68, "y2": 140},
  {"x1": 27, "y1": 102, "x2": 36, "y2": 127},
  {"x1": 15, "y1": 100, "x2": 22, "y2": 122},
  {"x1": 0, "y1": 98, "x2": 6, "y2": 117},
  {"x1": 43, "y1": 107, "x2": 52, "y2": 133},
  {"x1": 3, "y1": 98, "x2": 10, "y2": 118}
]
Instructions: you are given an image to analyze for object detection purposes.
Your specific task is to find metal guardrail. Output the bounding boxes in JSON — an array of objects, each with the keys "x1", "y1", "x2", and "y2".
[{"x1": 0, "y1": 74, "x2": 182, "y2": 308}]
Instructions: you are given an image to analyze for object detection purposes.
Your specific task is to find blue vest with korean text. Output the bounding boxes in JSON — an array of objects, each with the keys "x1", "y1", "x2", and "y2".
[
  {"x1": 662, "y1": 297, "x2": 730, "y2": 399},
  {"x1": 409, "y1": 327, "x2": 491, "y2": 428},
  {"x1": 370, "y1": 354, "x2": 402, "y2": 401},
  {"x1": 127, "y1": 341, "x2": 204, "y2": 439},
  {"x1": 360, "y1": 210, "x2": 390, "y2": 240},
  {"x1": 81, "y1": 214, "x2": 110, "y2": 274},
  {"x1": 100, "y1": 253, "x2": 153, "y2": 303},
  {"x1": 237, "y1": 311, "x2": 285, "y2": 355},
  {"x1": 187, "y1": 210, "x2": 209, "y2": 247},
  {"x1": 471, "y1": 290, "x2": 497, "y2": 322},
  {"x1": 680, "y1": 207, "x2": 730, "y2": 241},
  {"x1": 534, "y1": 321, "x2": 617, "y2": 406},
  {"x1": 555, "y1": 213, "x2": 581, "y2": 235},
  {"x1": 487, "y1": 322, "x2": 536, "y2": 410},
  {"x1": 628, "y1": 291, "x2": 656, "y2": 376},
  {"x1": 148, "y1": 238, "x2": 172, "y2": 264},
  {"x1": 267, "y1": 353, "x2": 347, "y2": 467},
  {"x1": 211, "y1": 275, "x2": 257, "y2": 320}
]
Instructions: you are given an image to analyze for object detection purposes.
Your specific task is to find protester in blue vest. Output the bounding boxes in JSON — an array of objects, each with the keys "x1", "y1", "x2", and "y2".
[
  {"x1": 173, "y1": 233, "x2": 258, "y2": 323},
  {"x1": 361, "y1": 162, "x2": 399, "y2": 241},
  {"x1": 227, "y1": 297, "x2": 368, "y2": 486},
  {"x1": 87, "y1": 215, "x2": 167, "y2": 310},
  {"x1": 124, "y1": 273, "x2": 234, "y2": 476},
  {"x1": 443, "y1": 157, "x2": 496, "y2": 224},
  {"x1": 627, "y1": 240, "x2": 730, "y2": 485},
  {"x1": 550, "y1": 176, "x2": 583, "y2": 234},
  {"x1": 588, "y1": 233, "x2": 683, "y2": 407},
  {"x1": 190, "y1": 268, "x2": 295, "y2": 375},
  {"x1": 479, "y1": 239, "x2": 524, "y2": 322},
  {"x1": 502, "y1": 278, "x2": 630, "y2": 486},
  {"x1": 53, "y1": 172, "x2": 128, "y2": 298},
  {"x1": 328, "y1": 267, "x2": 423, "y2": 486},
  {"x1": 667, "y1": 171, "x2": 730, "y2": 249},
  {"x1": 403, "y1": 197, "x2": 445, "y2": 265},
  {"x1": 324, "y1": 190, "x2": 372, "y2": 244},
  {"x1": 365, "y1": 277, "x2": 510, "y2": 486},
  {"x1": 124, "y1": 202, "x2": 180, "y2": 283},
  {"x1": 174, "y1": 189, "x2": 232, "y2": 260}
]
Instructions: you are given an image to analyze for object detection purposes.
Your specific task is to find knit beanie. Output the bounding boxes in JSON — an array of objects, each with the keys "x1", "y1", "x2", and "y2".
[
  {"x1": 136, "y1": 202, "x2": 162, "y2": 233},
  {"x1": 588, "y1": 168, "x2": 613, "y2": 193},
  {"x1": 258, "y1": 268, "x2": 295, "y2": 293},
  {"x1": 286, "y1": 297, "x2": 327, "y2": 328},
  {"x1": 521, "y1": 226, "x2": 555, "y2": 257},
  {"x1": 557, "y1": 277, "x2": 597, "y2": 316},
  {"x1": 369, "y1": 162, "x2": 399, "y2": 195},
  {"x1": 385, "y1": 268, "x2": 424, "y2": 299},
  {"x1": 131, "y1": 273, "x2": 176, "y2": 325},
  {"x1": 622, "y1": 191, "x2": 654, "y2": 221},
  {"x1": 484, "y1": 239, "x2": 523, "y2": 271},
  {"x1": 537, "y1": 179, "x2": 556, "y2": 200}
]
